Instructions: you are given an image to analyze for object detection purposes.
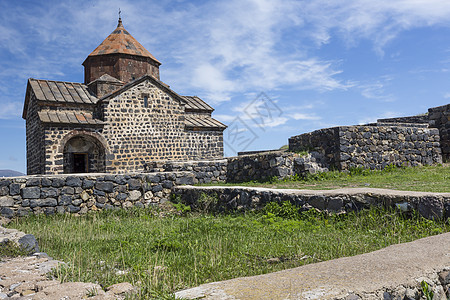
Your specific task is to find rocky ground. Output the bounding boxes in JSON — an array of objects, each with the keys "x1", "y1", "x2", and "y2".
[{"x1": 0, "y1": 220, "x2": 135, "y2": 299}]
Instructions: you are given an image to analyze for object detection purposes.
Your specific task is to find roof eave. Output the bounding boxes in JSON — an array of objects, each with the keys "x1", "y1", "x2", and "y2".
[{"x1": 99, "y1": 75, "x2": 185, "y2": 105}]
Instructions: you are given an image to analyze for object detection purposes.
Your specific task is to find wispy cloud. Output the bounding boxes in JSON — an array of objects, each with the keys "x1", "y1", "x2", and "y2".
[{"x1": 0, "y1": 102, "x2": 23, "y2": 119}]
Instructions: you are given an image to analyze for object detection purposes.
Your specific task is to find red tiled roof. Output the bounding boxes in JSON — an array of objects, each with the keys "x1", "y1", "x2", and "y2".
[{"x1": 87, "y1": 18, "x2": 160, "y2": 64}]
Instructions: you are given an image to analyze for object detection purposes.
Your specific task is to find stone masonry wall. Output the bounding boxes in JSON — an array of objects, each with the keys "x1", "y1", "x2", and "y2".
[
  {"x1": 339, "y1": 125, "x2": 442, "y2": 170},
  {"x1": 0, "y1": 172, "x2": 194, "y2": 219},
  {"x1": 429, "y1": 103, "x2": 450, "y2": 162},
  {"x1": 289, "y1": 127, "x2": 341, "y2": 168},
  {"x1": 226, "y1": 151, "x2": 329, "y2": 183},
  {"x1": 25, "y1": 93, "x2": 45, "y2": 175},
  {"x1": 173, "y1": 186, "x2": 450, "y2": 220},
  {"x1": 184, "y1": 131, "x2": 224, "y2": 161},
  {"x1": 43, "y1": 126, "x2": 106, "y2": 175},
  {"x1": 101, "y1": 80, "x2": 188, "y2": 172},
  {"x1": 377, "y1": 114, "x2": 429, "y2": 124},
  {"x1": 227, "y1": 151, "x2": 296, "y2": 183},
  {"x1": 289, "y1": 125, "x2": 442, "y2": 170},
  {"x1": 157, "y1": 160, "x2": 227, "y2": 184}
]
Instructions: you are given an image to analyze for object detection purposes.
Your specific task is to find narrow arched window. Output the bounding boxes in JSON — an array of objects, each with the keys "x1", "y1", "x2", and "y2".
[{"x1": 143, "y1": 95, "x2": 148, "y2": 108}]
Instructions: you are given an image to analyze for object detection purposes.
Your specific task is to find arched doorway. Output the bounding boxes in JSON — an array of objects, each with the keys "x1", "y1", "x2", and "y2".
[{"x1": 63, "y1": 135, "x2": 106, "y2": 173}]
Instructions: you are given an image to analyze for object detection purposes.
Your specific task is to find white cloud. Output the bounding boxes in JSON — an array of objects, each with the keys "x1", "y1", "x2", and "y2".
[
  {"x1": 0, "y1": 102, "x2": 23, "y2": 119},
  {"x1": 289, "y1": 113, "x2": 321, "y2": 120}
]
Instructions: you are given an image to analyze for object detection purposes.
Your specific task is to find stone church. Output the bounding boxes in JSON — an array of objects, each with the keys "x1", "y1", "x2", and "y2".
[{"x1": 23, "y1": 18, "x2": 226, "y2": 175}]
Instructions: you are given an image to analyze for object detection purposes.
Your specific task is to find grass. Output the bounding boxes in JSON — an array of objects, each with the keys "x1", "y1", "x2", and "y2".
[
  {"x1": 0, "y1": 240, "x2": 30, "y2": 259},
  {"x1": 7, "y1": 202, "x2": 450, "y2": 299},
  {"x1": 205, "y1": 164, "x2": 450, "y2": 192}
]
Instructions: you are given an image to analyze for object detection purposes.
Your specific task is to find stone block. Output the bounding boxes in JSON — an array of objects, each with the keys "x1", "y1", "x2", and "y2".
[
  {"x1": 22, "y1": 187, "x2": 40, "y2": 199},
  {"x1": 82, "y1": 179, "x2": 95, "y2": 189},
  {"x1": 59, "y1": 195, "x2": 72, "y2": 206},
  {"x1": 127, "y1": 179, "x2": 141, "y2": 190},
  {"x1": 41, "y1": 187, "x2": 59, "y2": 198},
  {"x1": 67, "y1": 205, "x2": 81, "y2": 213},
  {"x1": 0, "y1": 207, "x2": 14, "y2": 218},
  {"x1": 176, "y1": 176, "x2": 194, "y2": 185},
  {"x1": 26, "y1": 178, "x2": 41, "y2": 186},
  {"x1": 9, "y1": 183, "x2": 20, "y2": 196},
  {"x1": 0, "y1": 196, "x2": 14, "y2": 207},
  {"x1": 66, "y1": 176, "x2": 82, "y2": 187},
  {"x1": 30, "y1": 198, "x2": 57, "y2": 207},
  {"x1": 41, "y1": 178, "x2": 52, "y2": 187},
  {"x1": 52, "y1": 178, "x2": 65, "y2": 187},
  {"x1": 95, "y1": 182, "x2": 114, "y2": 193}
]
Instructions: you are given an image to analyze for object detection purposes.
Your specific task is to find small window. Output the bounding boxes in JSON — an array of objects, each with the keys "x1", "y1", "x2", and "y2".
[{"x1": 143, "y1": 95, "x2": 148, "y2": 108}]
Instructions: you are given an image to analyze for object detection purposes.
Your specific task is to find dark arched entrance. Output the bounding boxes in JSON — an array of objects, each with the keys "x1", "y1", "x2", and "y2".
[{"x1": 63, "y1": 135, "x2": 106, "y2": 173}]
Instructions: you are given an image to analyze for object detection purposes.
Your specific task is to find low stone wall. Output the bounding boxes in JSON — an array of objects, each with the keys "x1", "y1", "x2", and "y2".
[
  {"x1": 226, "y1": 151, "x2": 296, "y2": 183},
  {"x1": 172, "y1": 186, "x2": 450, "y2": 220},
  {"x1": 152, "y1": 159, "x2": 227, "y2": 184},
  {"x1": 429, "y1": 103, "x2": 450, "y2": 162},
  {"x1": 377, "y1": 114, "x2": 429, "y2": 124},
  {"x1": 339, "y1": 125, "x2": 442, "y2": 170},
  {"x1": 289, "y1": 127, "x2": 340, "y2": 168},
  {"x1": 0, "y1": 172, "x2": 195, "y2": 218},
  {"x1": 289, "y1": 125, "x2": 442, "y2": 170}
]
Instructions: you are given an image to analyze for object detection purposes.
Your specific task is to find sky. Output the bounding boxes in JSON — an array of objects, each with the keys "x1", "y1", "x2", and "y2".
[{"x1": 2, "y1": 0, "x2": 450, "y2": 173}]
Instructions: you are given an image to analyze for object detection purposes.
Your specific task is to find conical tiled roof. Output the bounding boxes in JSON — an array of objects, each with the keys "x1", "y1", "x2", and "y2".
[{"x1": 87, "y1": 18, "x2": 160, "y2": 64}]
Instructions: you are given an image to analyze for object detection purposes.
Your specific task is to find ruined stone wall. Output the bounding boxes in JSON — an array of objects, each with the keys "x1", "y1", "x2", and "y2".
[
  {"x1": 227, "y1": 151, "x2": 296, "y2": 183},
  {"x1": 226, "y1": 151, "x2": 329, "y2": 183},
  {"x1": 289, "y1": 127, "x2": 341, "y2": 168},
  {"x1": 172, "y1": 186, "x2": 450, "y2": 220},
  {"x1": 377, "y1": 114, "x2": 429, "y2": 124},
  {"x1": 184, "y1": 131, "x2": 224, "y2": 160},
  {"x1": 101, "y1": 80, "x2": 188, "y2": 172},
  {"x1": 0, "y1": 172, "x2": 194, "y2": 218},
  {"x1": 151, "y1": 159, "x2": 228, "y2": 183},
  {"x1": 289, "y1": 125, "x2": 442, "y2": 170},
  {"x1": 429, "y1": 104, "x2": 450, "y2": 162},
  {"x1": 25, "y1": 94, "x2": 45, "y2": 175},
  {"x1": 339, "y1": 125, "x2": 442, "y2": 170}
]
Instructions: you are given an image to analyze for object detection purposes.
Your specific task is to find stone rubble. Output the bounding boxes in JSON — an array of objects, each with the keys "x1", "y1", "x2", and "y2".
[{"x1": 0, "y1": 226, "x2": 135, "y2": 299}]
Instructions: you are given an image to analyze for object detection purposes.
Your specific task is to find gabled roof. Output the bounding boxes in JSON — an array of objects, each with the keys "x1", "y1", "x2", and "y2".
[
  {"x1": 91, "y1": 74, "x2": 124, "y2": 84},
  {"x1": 182, "y1": 96, "x2": 214, "y2": 112},
  {"x1": 38, "y1": 110, "x2": 104, "y2": 126},
  {"x1": 100, "y1": 74, "x2": 186, "y2": 105},
  {"x1": 23, "y1": 78, "x2": 98, "y2": 119},
  {"x1": 85, "y1": 18, "x2": 160, "y2": 65}
]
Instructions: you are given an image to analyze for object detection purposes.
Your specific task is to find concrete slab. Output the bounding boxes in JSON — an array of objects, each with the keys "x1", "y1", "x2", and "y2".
[{"x1": 175, "y1": 232, "x2": 450, "y2": 299}]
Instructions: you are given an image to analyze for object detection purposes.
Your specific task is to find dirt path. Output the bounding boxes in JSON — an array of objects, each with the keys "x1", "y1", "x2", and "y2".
[{"x1": 176, "y1": 232, "x2": 450, "y2": 299}]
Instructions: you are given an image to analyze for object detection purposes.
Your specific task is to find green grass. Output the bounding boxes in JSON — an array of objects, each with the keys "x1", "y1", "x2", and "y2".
[
  {"x1": 7, "y1": 204, "x2": 450, "y2": 299},
  {"x1": 0, "y1": 240, "x2": 30, "y2": 259},
  {"x1": 207, "y1": 164, "x2": 450, "y2": 192}
]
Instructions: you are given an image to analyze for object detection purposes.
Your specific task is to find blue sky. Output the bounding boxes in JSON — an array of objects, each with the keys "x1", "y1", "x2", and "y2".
[{"x1": 2, "y1": 0, "x2": 450, "y2": 173}]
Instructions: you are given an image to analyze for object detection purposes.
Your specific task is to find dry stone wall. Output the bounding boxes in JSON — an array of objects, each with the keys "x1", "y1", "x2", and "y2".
[
  {"x1": 172, "y1": 186, "x2": 450, "y2": 220},
  {"x1": 148, "y1": 159, "x2": 227, "y2": 184},
  {"x1": 429, "y1": 103, "x2": 450, "y2": 162},
  {"x1": 289, "y1": 125, "x2": 442, "y2": 170},
  {"x1": 0, "y1": 172, "x2": 194, "y2": 218},
  {"x1": 377, "y1": 114, "x2": 429, "y2": 124},
  {"x1": 338, "y1": 125, "x2": 442, "y2": 170},
  {"x1": 289, "y1": 127, "x2": 341, "y2": 168}
]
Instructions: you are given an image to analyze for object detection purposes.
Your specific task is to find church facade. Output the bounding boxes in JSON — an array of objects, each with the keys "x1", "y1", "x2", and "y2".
[{"x1": 23, "y1": 18, "x2": 226, "y2": 175}]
